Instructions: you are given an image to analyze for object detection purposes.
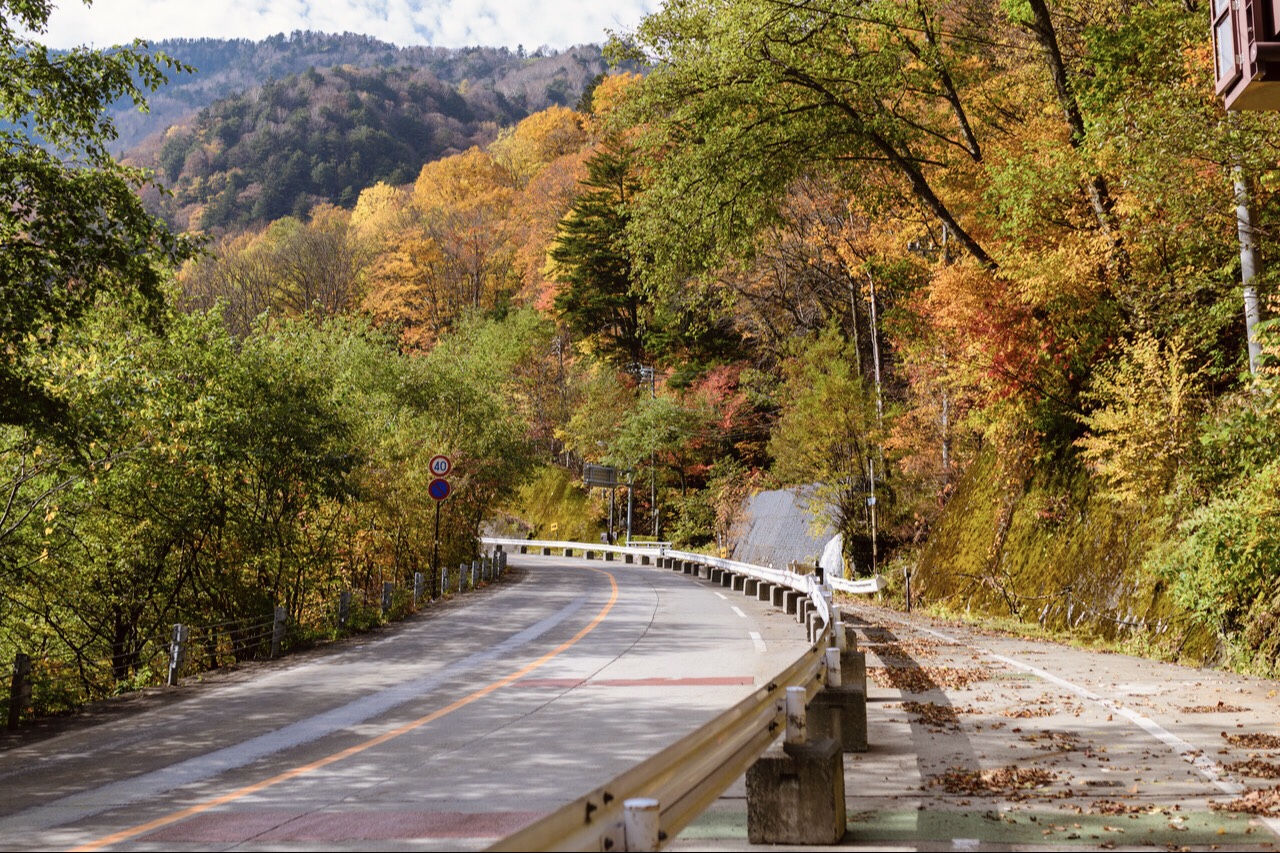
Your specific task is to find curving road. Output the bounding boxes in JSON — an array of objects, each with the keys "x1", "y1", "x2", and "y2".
[{"x1": 0, "y1": 555, "x2": 812, "y2": 852}]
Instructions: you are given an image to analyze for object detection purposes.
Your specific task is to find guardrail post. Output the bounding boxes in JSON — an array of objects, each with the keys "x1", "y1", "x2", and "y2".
[
  {"x1": 8, "y1": 653, "x2": 31, "y2": 728},
  {"x1": 623, "y1": 798, "x2": 661, "y2": 852},
  {"x1": 746, "y1": 686, "x2": 845, "y2": 844},
  {"x1": 167, "y1": 625, "x2": 188, "y2": 687},
  {"x1": 837, "y1": 623, "x2": 867, "y2": 691},
  {"x1": 785, "y1": 686, "x2": 806, "y2": 745},
  {"x1": 382, "y1": 581, "x2": 394, "y2": 614},
  {"x1": 440, "y1": 568, "x2": 448, "y2": 598},
  {"x1": 339, "y1": 590, "x2": 351, "y2": 625},
  {"x1": 471, "y1": 560, "x2": 479, "y2": 588},
  {"x1": 270, "y1": 606, "x2": 287, "y2": 658},
  {"x1": 458, "y1": 563, "x2": 466, "y2": 594},
  {"x1": 824, "y1": 647, "x2": 842, "y2": 688},
  {"x1": 414, "y1": 572, "x2": 424, "y2": 606},
  {"x1": 809, "y1": 624, "x2": 868, "y2": 753}
]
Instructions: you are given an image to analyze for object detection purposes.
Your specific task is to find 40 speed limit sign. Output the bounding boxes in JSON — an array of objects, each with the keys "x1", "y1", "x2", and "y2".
[{"x1": 428, "y1": 454, "x2": 452, "y2": 477}]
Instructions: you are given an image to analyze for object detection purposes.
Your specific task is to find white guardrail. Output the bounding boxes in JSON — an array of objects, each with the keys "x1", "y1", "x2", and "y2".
[{"x1": 477, "y1": 537, "x2": 884, "y2": 851}]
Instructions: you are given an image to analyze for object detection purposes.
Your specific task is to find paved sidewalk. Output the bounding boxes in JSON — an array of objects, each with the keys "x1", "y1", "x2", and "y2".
[{"x1": 669, "y1": 600, "x2": 1280, "y2": 852}]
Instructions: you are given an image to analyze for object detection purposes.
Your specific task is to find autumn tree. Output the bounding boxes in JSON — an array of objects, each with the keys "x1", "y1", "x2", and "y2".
[
  {"x1": 412, "y1": 147, "x2": 517, "y2": 314},
  {"x1": 768, "y1": 324, "x2": 884, "y2": 574}
]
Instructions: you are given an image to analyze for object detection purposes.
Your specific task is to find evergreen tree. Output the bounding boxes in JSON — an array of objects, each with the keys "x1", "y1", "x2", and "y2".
[{"x1": 549, "y1": 134, "x2": 644, "y2": 365}]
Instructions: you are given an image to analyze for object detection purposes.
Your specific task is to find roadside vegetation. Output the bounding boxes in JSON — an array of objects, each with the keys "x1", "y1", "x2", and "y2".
[{"x1": 6, "y1": 0, "x2": 1280, "y2": 720}]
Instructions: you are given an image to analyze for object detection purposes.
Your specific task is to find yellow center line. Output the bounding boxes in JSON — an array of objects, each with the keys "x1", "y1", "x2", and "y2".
[{"x1": 71, "y1": 566, "x2": 621, "y2": 852}]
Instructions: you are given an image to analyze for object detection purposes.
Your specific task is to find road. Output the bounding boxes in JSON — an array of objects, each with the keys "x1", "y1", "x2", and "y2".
[
  {"x1": 0, "y1": 555, "x2": 811, "y2": 852},
  {"x1": 674, "y1": 598, "x2": 1280, "y2": 852}
]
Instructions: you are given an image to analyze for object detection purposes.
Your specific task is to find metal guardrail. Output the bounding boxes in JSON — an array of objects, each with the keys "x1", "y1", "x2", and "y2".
[{"x1": 478, "y1": 537, "x2": 855, "y2": 851}]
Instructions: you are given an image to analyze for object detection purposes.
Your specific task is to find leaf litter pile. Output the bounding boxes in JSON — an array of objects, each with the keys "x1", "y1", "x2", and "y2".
[
  {"x1": 899, "y1": 700, "x2": 974, "y2": 730},
  {"x1": 927, "y1": 766, "x2": 1070, "y2": 802},
  {"x1": 1224, "y1": 758, "x2": 1280, "y2": 779},
  {"x1": 1212, "y1": 785, "x2": 1280, "y2": 817},
  {"x1": 870, "y1": 665, "x2": 991, "y2": 694},
  {"x1": 1221, "y1": 731, "x2": 1280, "y2": 750},
  {"x1": 1179, "y1": 700, "x2": 1249, "y2": 714},
  {"x1": 1211, "y1": 730, "x2": 1280, "y2": 814}
]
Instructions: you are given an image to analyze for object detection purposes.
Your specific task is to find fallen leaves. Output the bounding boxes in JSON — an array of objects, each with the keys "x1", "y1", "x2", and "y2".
[
  {"x1": 1224, "y1": 758, "x2": 1280, "y2": 779},
  {"x1": 1221, "y1": 731, "x2": 1280, "y2": 750},
  {"x1": 900, "y1": 700, "x2": 964, "y2": 730},
  {"x1": 927, "y1": 765, "x2": 1069, "y2": 801},
  {"x1": 1180, "y1": 701, "x2": 1249, "y2": 713},
  {"x1": 869, "y1": 665, "x2": 991, "y2": 693},
  {"x1": 1211, "y1": 784, "x2": 1280, "y2": 816}
]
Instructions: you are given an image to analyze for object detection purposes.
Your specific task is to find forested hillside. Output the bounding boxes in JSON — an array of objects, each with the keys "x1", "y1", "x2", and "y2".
[
  {"x1": 115, "y1": 35, "x2": 615, "y2": 231},
  {"x1": 108, "y1": 33, "x2": 612, "y2": 154},
  {"x1": 7, "y1": 0, "x2": 1280, "y2": 722}
]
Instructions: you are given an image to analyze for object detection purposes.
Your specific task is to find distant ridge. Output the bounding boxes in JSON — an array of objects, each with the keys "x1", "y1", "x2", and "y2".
[{"x1": 111, "y1": 32, "x2": 612, "y2": 155}]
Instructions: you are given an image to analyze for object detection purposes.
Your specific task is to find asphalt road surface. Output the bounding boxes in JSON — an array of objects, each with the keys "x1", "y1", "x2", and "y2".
[
  {"x1": 674, "y1": 598, "x2": 1280, "y2": 852},
  {"x1": 0, "y1": 555, "x2": 811, "y2": 852}
]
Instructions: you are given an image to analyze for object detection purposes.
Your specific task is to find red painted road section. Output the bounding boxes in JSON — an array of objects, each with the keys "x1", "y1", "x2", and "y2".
[
  {"x1": 516, "y1": 676, "x2": 754, "y2": 688},
  {"x1": 141, "y1": 810, "x2": 542, "y2": 842}
]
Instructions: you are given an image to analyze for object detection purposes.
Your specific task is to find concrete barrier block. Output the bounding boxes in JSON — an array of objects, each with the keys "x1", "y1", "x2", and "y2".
[
  {"x1": 773, "y1": 585, "x2": 787, "y2": 608},
  {"x1": 641, "y1": 555, "x2": 650, "y2": 565},
  {"x1": 758, "y1": 582, "x2": 772, "y2": 602},
  {"x1": 798, "y1": 598, "x2": 814, "y2": 624},
  {"x1": 810, "y1": 686, "x2": 868, "y2": 753},
  {"x1": 711, "y1": 568, "x2": 724, "y2": 584},
  {"x1": 624, "y1": 553, "x2": 633, "y2": 564},
  {"x1": 732, "y1": 575, "x2": 746, "y2": 592},
  {"x1": 604, "y1": 551, "x2": 614, "y2": 561},
  {"x1": 744, "y1": 578, "x2": 759, "y2": 596},
  {"x1": 841, "y1": 649, "x2": 867, "y2": 693},
  {"x1": 746, "y1": 738, "x2": 846, "y2": 844},
  {"x1": 841, "y1": 623, "x2": 860, "y2": 652}
]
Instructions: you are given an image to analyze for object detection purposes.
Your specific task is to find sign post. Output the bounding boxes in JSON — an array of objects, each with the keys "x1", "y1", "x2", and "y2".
[{"x1": 429, "y1": 456, "x2": 452, "y2": 597}]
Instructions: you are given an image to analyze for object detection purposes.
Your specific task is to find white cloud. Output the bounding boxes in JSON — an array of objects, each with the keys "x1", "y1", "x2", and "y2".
[{"x1": 32, "y1": 0, "x2": 661, "y2": 49}]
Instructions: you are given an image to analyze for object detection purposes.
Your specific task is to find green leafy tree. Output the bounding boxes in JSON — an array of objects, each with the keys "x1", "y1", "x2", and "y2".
[
  {"x1": 1, "y1": 2, "x2": 196, "y2": 432},
  {"x1": 768, "y1": 325, "x2": 883, "y2": 574}
]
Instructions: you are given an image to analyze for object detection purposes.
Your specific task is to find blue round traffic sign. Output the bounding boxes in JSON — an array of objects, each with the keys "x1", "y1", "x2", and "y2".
[{"x1": 428, "y1": 478, "x2": 451, "y2": 501}]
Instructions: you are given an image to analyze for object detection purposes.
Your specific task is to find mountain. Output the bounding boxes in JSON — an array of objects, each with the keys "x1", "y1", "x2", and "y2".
[
  {"x1": 114, "y1": 33, "x2": 614, "y2": 232},
  {"x1": 112, "y1": 32, "x2": 609, "y2": 155}
]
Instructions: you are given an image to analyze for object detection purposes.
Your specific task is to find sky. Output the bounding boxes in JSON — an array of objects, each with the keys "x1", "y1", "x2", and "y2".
[{"x1": 31, "y1": 0, "x2": 664, "y2": 50}]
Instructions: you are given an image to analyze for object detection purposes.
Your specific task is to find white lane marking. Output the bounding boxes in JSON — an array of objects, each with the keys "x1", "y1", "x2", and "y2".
[
  {"x1": 750, "y1": 632, "x2": 767, "y2": 653},
  {"x1": 731, "y1": 606, "x2": 747, "y2": 619},
  {"x1": 715, "y1": 592, "x2": 728, "y2": 600}
]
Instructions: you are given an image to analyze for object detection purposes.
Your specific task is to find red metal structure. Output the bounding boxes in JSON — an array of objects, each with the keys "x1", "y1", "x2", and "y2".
[{"x1": 1214, "y1": 0, "x2": 1280, "y2": 109}]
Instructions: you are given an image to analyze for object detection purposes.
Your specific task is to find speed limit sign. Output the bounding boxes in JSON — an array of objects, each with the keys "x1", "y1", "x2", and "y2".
[{"x1": 429, "y1": 454, "x2": 452, "y2": 477}]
